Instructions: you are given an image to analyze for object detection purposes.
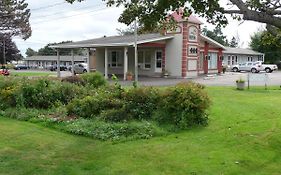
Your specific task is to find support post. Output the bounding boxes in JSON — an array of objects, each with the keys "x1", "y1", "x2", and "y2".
[
  {"x1": 57, "y1": 50, "x2": 61, "y2": 78},
  {"x1": 124, "y1": 47, "x2": 128, "y2": 80},
  {"x1": 87, "y1": 48, "x2": 90, "y2": 72},
  {"x1": 134, "y1": 18, "x2": 138, "y2": 82},
  {"x1": 104, "y1": 48, "x2": 108, "y2": 79},
  {"x1": 71, "y1": 49, "x2": 74, "y2": 76},
  {"x1": 3, "y1": 39, "x2": 5, "y2": 67}
]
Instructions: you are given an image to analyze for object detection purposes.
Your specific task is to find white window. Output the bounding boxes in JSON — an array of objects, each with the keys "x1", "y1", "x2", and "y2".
[
  {"x1": 208, "y1": 52, "x2": 218, "y2": 69},
  {"x1": 199, "y1": 52, "x2": 204, "y2": 69},
  {"x1": 109, "y1": 51, "x2": 122, "y2": 68},
  {"x1": 138, "y1": 50, "x2": 152, "y2": 69},
  {"x1": 188, "y1": 26, "x2": 198, "y2": 41}
]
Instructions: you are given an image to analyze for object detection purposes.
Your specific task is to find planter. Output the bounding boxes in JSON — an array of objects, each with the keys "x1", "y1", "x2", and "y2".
[{"x1": 236, "y1": 82, "x2": 245, "y2": 90}]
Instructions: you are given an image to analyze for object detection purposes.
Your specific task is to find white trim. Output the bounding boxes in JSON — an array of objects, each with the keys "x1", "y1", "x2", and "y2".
[
  {"x1": 50, "y1": 36, "x2": 174, "y2": 49},
  {"x1": 200, "y1": 34, "x2": 226, "y2": 49}
]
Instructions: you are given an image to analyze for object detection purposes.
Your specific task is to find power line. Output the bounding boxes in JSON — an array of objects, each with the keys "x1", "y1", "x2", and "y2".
[
  {"x1": 31, "y1": 2, "x2": 66, "y2": 11},
  {"x1": 31, "y1": 3, "x2": 105, "y2": 20},
  {"x1": 31, "y1": 7, "x2": 108, "y2": 26}
]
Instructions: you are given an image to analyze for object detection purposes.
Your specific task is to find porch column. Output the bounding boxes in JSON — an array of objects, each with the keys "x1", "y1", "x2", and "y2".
[
  {"x1": 71, "y1": 49, "x2": 74, "y2": 76},
  {"x1": 218, "y1": 48, "x2": 223, "y2": 73},
  {"x1": 104, "y1": 48, "x2": 108, "y2": 79},
  {"x1": 87, "y1": 48, "x2": 90, "y2": 72},
  {"x1": 124, "y1": 47, "x2": 128, "y2": 80},
  {"x1": 203, "y1": 42, "x2": 209, "y2": 74},
  {"x1": 56, "y1": 49, "x2": 61, "y2": 78}
]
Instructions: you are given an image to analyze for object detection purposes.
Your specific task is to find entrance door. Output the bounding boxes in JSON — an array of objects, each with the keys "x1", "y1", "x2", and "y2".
[{"x1": 155, "y1": 50, "x2": 162, "y2": 73}]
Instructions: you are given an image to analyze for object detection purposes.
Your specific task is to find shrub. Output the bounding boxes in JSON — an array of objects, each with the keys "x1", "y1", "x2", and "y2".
[
  {"x1": 0, "y1": 77, "x2": 23, "y2": 109},
  {"x1": 67, "y1": 94, "x2": 123, "y2": 118},
  {"x1": 122, "y1": 87, "x2": 160, "y2": 120},
  {"x1": 20, "y1": 78, "x2": 84, "y2": 109},
  {"x1": 80, "y1": 72, "x2": 107, "y2": 88},
  {"x1": 61, "y1": 76, "x2": 85, "y2": 85},
  {"x1": 155, "y1": 82, "x2": 210, "y2": 129}
]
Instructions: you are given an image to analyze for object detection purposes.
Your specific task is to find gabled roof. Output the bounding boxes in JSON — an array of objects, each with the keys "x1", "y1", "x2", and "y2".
[
  {"x1": 200, "y1": 34, "x2": 226, "y2": 49},
  {"x1": 50, "y1": 33, "x2": 174, "y2": 49},
  {"x1": 170, "y1": 11, "x2": 203, "y2": 24},
  {"x1": 224, "y1": 47, "x2": 264, "y2": 55}
]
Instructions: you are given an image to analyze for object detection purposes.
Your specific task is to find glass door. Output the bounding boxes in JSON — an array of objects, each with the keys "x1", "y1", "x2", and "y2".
[{"x1": 155, "y1": 50, "x2": 162, "y2": 73}]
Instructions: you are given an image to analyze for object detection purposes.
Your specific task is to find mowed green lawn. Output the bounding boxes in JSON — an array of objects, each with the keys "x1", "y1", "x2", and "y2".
[
  {"x1": 1, "y1": 87, "x2": 281, "y2": 175},
  {"x1": 10, "y1": 71, "x2": 56, "y2": 77}
]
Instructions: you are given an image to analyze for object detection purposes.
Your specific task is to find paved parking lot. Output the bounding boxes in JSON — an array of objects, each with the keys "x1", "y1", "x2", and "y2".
[
  {"x1": 118, "y1": 71, "x2": 281, "y2": 87},
  {"x1": 10, "y1": 70, "x2": 281, "y2": 87}
]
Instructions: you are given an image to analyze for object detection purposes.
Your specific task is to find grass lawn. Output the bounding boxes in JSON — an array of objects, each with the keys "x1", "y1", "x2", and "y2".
[
  {"x1": 1, "y1": 87, "x2": 281, "y2": 175},
  {"x1": 10, "y1": 71, "x2": 56, "y2": 77}
]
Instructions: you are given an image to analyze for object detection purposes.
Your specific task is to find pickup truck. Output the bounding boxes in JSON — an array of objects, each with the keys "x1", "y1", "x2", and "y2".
[
  {"x1": 255, "y1": 61, "x2": 278, "y2": 73},
  {"x1": 232, "y1": 62, "x2": 262, "y2": 73}
]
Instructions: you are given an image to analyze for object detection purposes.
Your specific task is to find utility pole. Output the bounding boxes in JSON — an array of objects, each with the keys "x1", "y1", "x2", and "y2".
[
  {"x1": 134, "y1": 18, "x2": 138, "y2": 82},
  {"x1": 2, "y1": 39, "x2": 6, "y2": 67}
]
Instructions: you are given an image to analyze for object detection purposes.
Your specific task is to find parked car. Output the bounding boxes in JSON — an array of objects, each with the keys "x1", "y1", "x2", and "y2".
[
  {"x1": 255, "y1": 61, "x2": 278, "y2": 73},
  {"x1": 48, "y1": 65, "x2": 68, "y2": 71},
  {"x1": 232, "y1": 62, "x2": 262, "y2": 73},
  {"x1": 73, "y1": 63, "x2": 88, "y2": 74},
  {"x1": 0, "y1": 68, "x2": 9, "y2": 76},
  {"x1": 14, "y1": 65, "x2": 29, "y2": 70}
]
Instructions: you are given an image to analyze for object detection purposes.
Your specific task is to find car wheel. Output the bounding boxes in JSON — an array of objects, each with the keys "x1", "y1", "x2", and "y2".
[
  {"x1": 232, "y1": 67, "x2": 239, "y2": 72},
  {"x1": 251, "y1": 68, "x2": 257, "y2": 73},
  {"x1": 83, "y1": 69, "x2": 87, "y2": 73},
  {"x1": 265, "y1": 68, "x2": 271, "y2": 73}
]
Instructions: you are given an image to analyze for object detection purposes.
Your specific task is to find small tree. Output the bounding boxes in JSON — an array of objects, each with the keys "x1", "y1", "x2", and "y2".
[{"x1": 229, "y1": 37, "x2": 238, "y2": 48}]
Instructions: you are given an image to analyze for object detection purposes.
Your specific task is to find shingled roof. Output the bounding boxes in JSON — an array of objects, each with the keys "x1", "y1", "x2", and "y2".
[
  {"x1": 224, "y1": 47, "x2": 263, "y2": 55},
  {"x1": 50, "y1": 33, "x2": 174, "y2": 49}
]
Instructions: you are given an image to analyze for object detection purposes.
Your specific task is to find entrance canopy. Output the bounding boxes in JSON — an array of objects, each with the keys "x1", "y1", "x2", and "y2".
[{"x1": 50, "y1": 33, "x2": 174, "y2": 49}]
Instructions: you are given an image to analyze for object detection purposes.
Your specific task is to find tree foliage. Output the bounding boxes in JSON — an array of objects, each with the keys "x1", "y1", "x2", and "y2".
[
  {"x1": 26, "y1": 41, "x2": 85, "y2": 56},
  {"x1": 250, "y1": 30, "x2": 281, "y2": 63},
  {"x1": 0, "y1": 0, "x2": 31, "y2": 39},
  {"x1": 65, "y1": 0, "x2": 281, "y2": 33},
  {"x1": 229, "y1": 36, "x2": 239, "y2": 48},
  {"x1": 201, "y1": 26, "x2": 229, "y2": 46},
  {"x1": 0, "y1": 34, "x2": 22, "y2": 64}
]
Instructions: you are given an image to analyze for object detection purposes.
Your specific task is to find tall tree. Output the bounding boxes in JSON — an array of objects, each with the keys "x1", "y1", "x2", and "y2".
[
  {"x1": 229, "y1": 36, "x2": 238, "y2": 48},
  {"x1": 250, "y1": 30, "x2": 281, "y2": 63},
  {"x1": 202, "y1": 26, "x2": 229, "y2": 46},
  {"x1": 25, "y1": 48, "x2": 37, "y2": 57},
  {"x1": 27, "y1": 41, "x2": 85, "y2": 56},
  {"x1": 0, "y1": 0, "x2": 31, "y2": 39},
  {"x1": 0, "y1": 34, "x2": 22, "y2": 64},
  {"x1": 66, "y1": 0, "x2": 281, "y2": 33}
]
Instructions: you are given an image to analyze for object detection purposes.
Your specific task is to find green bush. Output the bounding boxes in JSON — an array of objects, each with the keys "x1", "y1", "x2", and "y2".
[
  {"x1": 0, "y1": 77, "x2": 22, "y2": 109},
  {"x1": 122, "y1": 87, "x2": 159, "y2": 120},
  {"x1": 155, "y1": 82, "x2": 210, "y2": 129},
  {"x1": 67, "y1": 94, "x2": 123, "y2": 118},
  {"x1": 19, "y1": 79, "x2": 84, "y2": 109},
  {"x1": 80, "y1": 72, "x2": 107, "y2": 88},
  {"x1": 61, "y1": 76, "x2": 85, "y2": 85}
]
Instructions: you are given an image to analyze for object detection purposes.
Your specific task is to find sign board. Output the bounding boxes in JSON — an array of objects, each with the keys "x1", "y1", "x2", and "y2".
[
  {"x1": 247, "y1": 73, "x2": 269, "y2": 89},
  {"x1": 248, "y1": 73, "x2": 269, "y2": 82}
]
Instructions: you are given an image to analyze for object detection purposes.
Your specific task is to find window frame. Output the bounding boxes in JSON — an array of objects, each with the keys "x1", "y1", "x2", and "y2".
[
  {"x1": 108, "y1": 50, "x2": 122, "y2": 68},
  {"x1": 138, "y1": 50, "x2": 152, "y2": 70},
  {"x1": 188, "y1": 26, "x2": 198, "y2": 42}
]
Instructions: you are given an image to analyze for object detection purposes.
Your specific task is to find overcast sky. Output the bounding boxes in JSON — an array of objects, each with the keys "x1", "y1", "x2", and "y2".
[{"x1": 14, "y1": 0, "x2": 265, "y2": 56}]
